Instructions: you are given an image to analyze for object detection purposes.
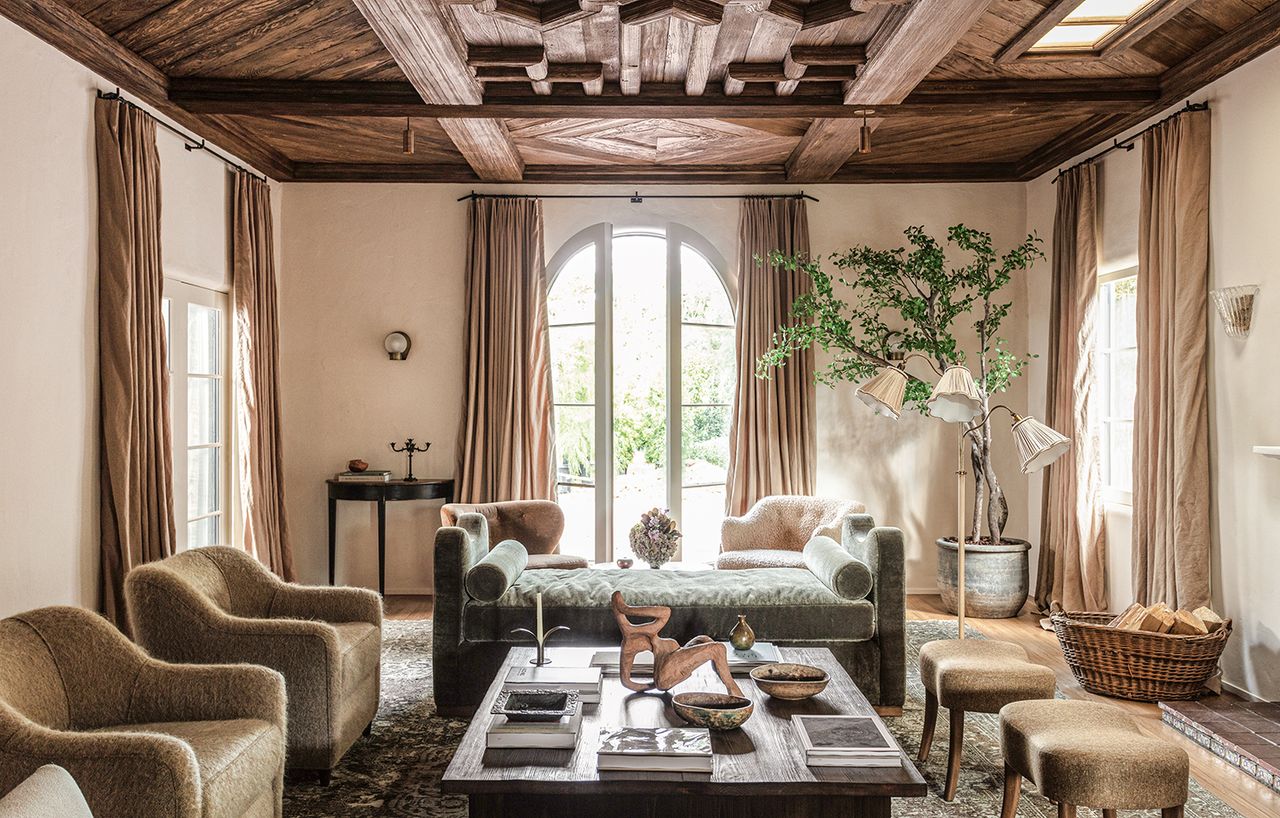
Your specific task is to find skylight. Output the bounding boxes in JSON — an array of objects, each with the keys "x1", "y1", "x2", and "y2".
[
  {"x1": 1029, "y1": 0, "x2": 1159, "y2": 52},
  {"x1": 1063, "y1": 0, "x2": 1155, "y2": 22}
]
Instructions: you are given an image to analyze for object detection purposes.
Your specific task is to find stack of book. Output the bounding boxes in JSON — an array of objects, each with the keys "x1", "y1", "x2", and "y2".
[
  {"x1": 334, "y1": 469, "x2": 392, "y2": 483},
  {"x1": 596, "y1": 727, "x2": 713, "y2": 773},
  {"x1": 486, "y1": 709, "x2": 582, "y2": 749},
  {"x1": 792, "y1": 715, "x2": 902, "y2": 768},
  {"x1": 503, "y1": 665, "x2": 603, "y2": 704},
  {"x1": 590, "y1": 642, "x2": 781, "y2": 675}
]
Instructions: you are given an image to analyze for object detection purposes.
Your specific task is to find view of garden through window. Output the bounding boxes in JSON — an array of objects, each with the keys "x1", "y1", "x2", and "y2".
[{"x1": 548, "y1": 228, "x2": 734, "y2": 565}]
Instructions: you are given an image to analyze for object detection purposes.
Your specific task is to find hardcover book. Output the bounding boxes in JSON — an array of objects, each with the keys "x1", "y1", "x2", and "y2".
[
  {"x1": 486, "y1": 709, "x2": 583, "y2": 750},
  {"x1": 503, "y1": 666, "x2": 603, "y2": 703},
  {"x1": 792, "y1": 715, "x2": 902, "y2": 768},
  {"x1": 596, "y1": 727, "x2": 713, "y2": 773}
]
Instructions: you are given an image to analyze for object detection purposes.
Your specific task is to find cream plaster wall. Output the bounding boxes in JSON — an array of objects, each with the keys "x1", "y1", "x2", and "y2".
[
  {"x1": 0, "y1": 17, "x2": 280, "y2": 617},
  {"x1": 280, "y1": 182, "x2": 1031, "y2": 595},
  {"x1": 1025, "y1": 45, "x2": 1280, "y2": 700}
]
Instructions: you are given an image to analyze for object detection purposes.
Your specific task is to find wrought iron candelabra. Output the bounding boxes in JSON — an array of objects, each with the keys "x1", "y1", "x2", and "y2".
[{"x1": 389, "y1": 438, "x2": 430, "y2": 481}]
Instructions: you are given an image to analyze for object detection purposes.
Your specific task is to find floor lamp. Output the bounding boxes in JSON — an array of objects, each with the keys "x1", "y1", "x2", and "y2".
[{"x1": 855, "y1": 362, "x2": 1071, "y2": 639}]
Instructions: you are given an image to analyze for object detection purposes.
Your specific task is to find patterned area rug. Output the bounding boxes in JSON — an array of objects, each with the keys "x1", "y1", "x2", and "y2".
[{"x1": 282, "y1": 619, "x2": 1241, "y2": 817}]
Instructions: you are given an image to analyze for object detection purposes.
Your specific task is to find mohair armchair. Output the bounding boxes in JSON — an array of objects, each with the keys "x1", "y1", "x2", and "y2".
[
  {"x1": 125, "y1": 546, "x2": 382, "y2": 779},
  {"x1": 0, "y1": 607, "x2": 286, "y2": 818},
  {"x1": 715, "y1": 495, "x2": 867, "y2": 569},
  {"x1": 442, "y1": 500, "x2": 589, "y2": 569}
]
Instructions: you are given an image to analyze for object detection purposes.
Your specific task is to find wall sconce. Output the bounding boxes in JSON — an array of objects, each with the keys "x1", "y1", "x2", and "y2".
[
  {"x1": 384, "y1": 331, "x2": 412, "y2": 360},
  {"x1": 1210, "y1": 285, "x2": 1259, "y2": 338}
]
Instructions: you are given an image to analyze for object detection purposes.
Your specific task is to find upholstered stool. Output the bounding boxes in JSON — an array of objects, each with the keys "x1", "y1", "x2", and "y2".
[
  {"x1": 918, "y1": 639, "x2": 1056, "y2": 800},
  {"x1": 1000, "y1": 700, "x2": 1189, "y2": 818}
]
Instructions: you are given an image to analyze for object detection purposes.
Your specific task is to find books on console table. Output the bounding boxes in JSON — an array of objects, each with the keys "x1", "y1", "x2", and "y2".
[
  {"x1": 792, "y1": 715, "x2": 902, "y2": 768},
  {"x1": 486, "y1": 709, "x2": 583, "y2": 749},
  {"x1": 503, "y1": 666, "x2": 603, "y2": 704},
  {"x1": 590, "y1": 642, "x2": 781, "y2": 675},
  {"x1": 334, "y1": 470, "x2": 392, "y2": 483},
  {"x1": 596, "y1": 727, "x2": 713, "y2": 773}
]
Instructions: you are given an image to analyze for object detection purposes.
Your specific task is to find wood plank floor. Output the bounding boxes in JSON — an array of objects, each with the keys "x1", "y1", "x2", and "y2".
[{"x1": 386, "y1": 593, "x2": 1279, "y2": 817}]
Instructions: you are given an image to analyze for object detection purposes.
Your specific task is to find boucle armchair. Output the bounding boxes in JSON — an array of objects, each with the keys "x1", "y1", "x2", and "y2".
[
  {"x1": 125, "y1": 546, "x2": 382, "y2": 779},
  {"x1": 0, "y1": 765, "x2": 93, "y2": 818},
  {"x1": 715, "y1": 495, "x2": 867, "y2": 569},
  {"x1": 0, "y1": 607, "x2": 285, "y2": 818},
  {"x1": 442, "y1": 500, "x2": 589, "y2": 569}
]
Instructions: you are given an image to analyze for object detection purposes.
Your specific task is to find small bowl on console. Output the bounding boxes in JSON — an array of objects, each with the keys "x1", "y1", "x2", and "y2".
[
  {"x1": 671, "y1": 691, "x2": 754, "y2": 731},
  {"x1": 749, "y1": 663, "x2": 830, "y2": 701}
]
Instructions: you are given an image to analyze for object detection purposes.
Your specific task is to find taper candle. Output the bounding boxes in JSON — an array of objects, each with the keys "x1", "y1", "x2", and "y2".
[{"x1": 535, "y1": 591, "x2": 544, "y2": 639}]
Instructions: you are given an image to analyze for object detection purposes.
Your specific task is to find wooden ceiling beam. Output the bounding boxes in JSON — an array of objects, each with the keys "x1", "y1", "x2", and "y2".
[
  {"x1": 466, "y1": 45, "x2": 546, "y2": 67},
  {"x1": 475, "y1": 64, "x2": 605, "y2": 83},
  {"x1": 289, "y1": 161, "x2": 1020, "y2": 183},
  {"x1": 619, "y1": 0, "x2": 724, "y2": 26},
  {"x1": 0, "y1": 0, "x2": 293, "y2": 179},
  {"x1": 350, "y1": 0, "x2": 523, "y2": 180},
  {"x1": 168, "y1": 77, "x2": 1161, "y2": 118},
  {"x1": 727, "y1": 63, "x2": 859, "y2": 83},
  {"x1": 786, "y1": 0, "x2": 995, "y2": 181}
]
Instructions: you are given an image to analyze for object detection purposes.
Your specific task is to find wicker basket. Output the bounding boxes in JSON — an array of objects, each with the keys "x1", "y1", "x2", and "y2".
[{"x1": 1050, "y1": 611, "x2": 1232, "y2": 702}]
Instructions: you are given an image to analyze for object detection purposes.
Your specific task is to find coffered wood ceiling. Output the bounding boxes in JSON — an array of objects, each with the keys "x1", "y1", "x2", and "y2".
[{"x1": 3, "y1": 0, "x2": 1278, "y2": 183}]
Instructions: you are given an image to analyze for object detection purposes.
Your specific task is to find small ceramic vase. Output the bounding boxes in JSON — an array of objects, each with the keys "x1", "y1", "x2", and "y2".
[
  {"x1": 616, "y1": 557, "x2": 634, "y2": 569},
  {"x1": 729, "y1": 614, "x2": 755, "y2": 651}
]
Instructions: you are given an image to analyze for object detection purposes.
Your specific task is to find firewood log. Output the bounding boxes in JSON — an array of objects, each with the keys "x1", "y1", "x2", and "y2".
[
  {"x1": 1171, "y1": 608, "x2": 1209, "y2": 636},
  {"x1": 1192, "y1": 606, "x2": 1225, "y2": 633},
  {"x1": 1138, "y1": 602, "x2": 1177, "y2": 633},
  {"x1": 1108, "y1": 603, "x2": 1148, "y2": 630}
]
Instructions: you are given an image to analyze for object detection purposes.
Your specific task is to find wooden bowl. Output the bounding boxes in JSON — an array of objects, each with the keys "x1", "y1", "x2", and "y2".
[
  {"x1": 671, "y1": 691, "x2": 754, "y2": 731},
  {"x1": 749, "y1": 663, "x2": 830, "y2": 700}
]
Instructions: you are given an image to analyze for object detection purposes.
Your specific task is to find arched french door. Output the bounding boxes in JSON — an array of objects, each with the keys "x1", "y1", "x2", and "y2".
[{"x1": 547, "y1": 223, "x2": 734, "y2": 565}]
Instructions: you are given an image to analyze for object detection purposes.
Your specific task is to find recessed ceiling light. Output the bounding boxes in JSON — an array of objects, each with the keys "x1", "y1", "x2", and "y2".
[
  {"x1": 1064, "y1": 0, "x2": 1156, "y2": 22},
  {"x1": 1030, "y1": 23, "x2": 1119, "y2": 50}
]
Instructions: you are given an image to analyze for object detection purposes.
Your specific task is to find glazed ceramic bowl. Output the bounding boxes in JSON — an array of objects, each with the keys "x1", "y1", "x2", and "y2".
[
  {"x1": 749, "y1": 663, "x2": 830, "y2": 700},
  {"x1": 671, "y1": 691, "x2": 754, "y2": 731}
]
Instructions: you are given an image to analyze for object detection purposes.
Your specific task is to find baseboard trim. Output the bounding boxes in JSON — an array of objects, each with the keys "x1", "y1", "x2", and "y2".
[
  {"x1": 384, "y1": 586, "x2": 433, "y2": 596},
  {"x1": 1221, "y1": 679, "x2": 1264, "y2": 702}
]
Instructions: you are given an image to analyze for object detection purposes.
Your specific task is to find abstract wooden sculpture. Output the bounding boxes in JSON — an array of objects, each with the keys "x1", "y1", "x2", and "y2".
[{"x1": 611, "y1": 591, "x2": 743, "y2": 697}]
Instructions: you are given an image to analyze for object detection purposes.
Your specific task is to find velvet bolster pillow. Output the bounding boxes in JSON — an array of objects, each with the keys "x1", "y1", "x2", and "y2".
[
  {"x1": 803, "y1": 535, "x2": 873, "y2": 600},
  {"x1": 465, "y1": 539, "x2": 528, "y2": 602}
]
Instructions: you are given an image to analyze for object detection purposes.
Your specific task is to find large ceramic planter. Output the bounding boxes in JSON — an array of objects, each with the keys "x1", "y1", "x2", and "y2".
[{"x1": 936, "y1": 537, "x2": 1031, "y2": 619}]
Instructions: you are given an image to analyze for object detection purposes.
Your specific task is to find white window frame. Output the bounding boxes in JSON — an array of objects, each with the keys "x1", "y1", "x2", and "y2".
[
  {"x1": 164, "y1": 278, "x2": 234, "y2": 550},
  {"x1": 547, "y1": 223, "x2": 733, "y2": 564},
  {"x1": 1097, "y1": 266, "x2": 1137, "y2": 506}
]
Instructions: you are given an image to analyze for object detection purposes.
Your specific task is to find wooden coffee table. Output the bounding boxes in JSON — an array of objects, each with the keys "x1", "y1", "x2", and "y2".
[{"x1": 442, "y1": 646, "x2": 927, "y2": 817}]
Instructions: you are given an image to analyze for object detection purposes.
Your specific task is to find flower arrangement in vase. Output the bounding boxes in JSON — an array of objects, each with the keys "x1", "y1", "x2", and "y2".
[{"x1": 629, "y1": 508, "x2": 681, "y2": 569}]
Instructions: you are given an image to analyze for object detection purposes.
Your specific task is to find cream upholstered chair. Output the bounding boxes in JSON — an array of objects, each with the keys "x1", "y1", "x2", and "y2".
[
  {"x1": 125, "y1": 546, "x2": 381, "y2": 781},
  {"x1": 0, "y1": 607, "x2": 285, "y2": 818},
  {"x1": 442, "y1": 500, "x2": 589, "y2": 569},
  {"x1": 715, "y1": 495, "x2": 866, "y2": 569},
  {"x1": 0, "y1": 766, "x2": 94, "y2": 818}
]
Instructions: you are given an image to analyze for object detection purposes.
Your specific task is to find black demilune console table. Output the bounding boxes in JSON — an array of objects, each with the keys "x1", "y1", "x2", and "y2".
[{"x1": 327, "y1": 478, "x2": 455, "y2": 596}]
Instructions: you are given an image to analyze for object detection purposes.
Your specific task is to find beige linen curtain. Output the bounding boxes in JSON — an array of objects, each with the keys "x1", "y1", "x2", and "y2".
[
  {"x1": 1036, "y1": 163, "x2": 1109, "y2": 613},
  {"x1": 232, "y1": 172, "x2": 294, "y2": 581},
  {"x1": 95, "y1": 97, "x2": 176, "y2": 629},
  {"x1": 456, "y1": 198, "x2": 556, "y2": 503},
  {"x1": 724, "y1": 197, "x2": 816, "y2": 516},
  {"x1": 1133, "y1": 108, "x2": 1212, "y2": 609}
]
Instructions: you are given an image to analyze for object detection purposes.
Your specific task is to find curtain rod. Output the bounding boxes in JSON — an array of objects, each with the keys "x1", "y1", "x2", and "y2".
[
  {"x1": 1052, "y1": 100, "x2": 1209, "y2": 184},
  {"x1": 96, "y1": 89, "x2": 268, "y2": 183},
  {"x1": 456, "y1": 191, "x2": 819, "y2": 203}
]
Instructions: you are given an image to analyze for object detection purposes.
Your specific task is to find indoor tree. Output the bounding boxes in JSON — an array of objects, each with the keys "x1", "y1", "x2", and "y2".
[{"x1": 757, "y1": 225, "x2": 1044, "y2": 544}]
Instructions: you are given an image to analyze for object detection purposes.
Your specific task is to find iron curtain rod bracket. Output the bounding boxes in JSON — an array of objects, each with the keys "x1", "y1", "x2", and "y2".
[
  {"x1": 94, "y1": 88, "x2": 268, "y2": 183},
  {"x1": 1052, "y1": 100, "x2": 1209, "y2": 184}
]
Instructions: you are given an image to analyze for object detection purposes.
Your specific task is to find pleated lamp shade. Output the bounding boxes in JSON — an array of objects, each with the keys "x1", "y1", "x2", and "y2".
[
  {"x1": 856, "y1": 367, "x2": 908, "y2": 419},
  {"x1": 927, "y1": 365, "x2": 983, "y2": 423},
  {"x1": 1011, "y1": 415, "x2": 1072, "y2": 474}
]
